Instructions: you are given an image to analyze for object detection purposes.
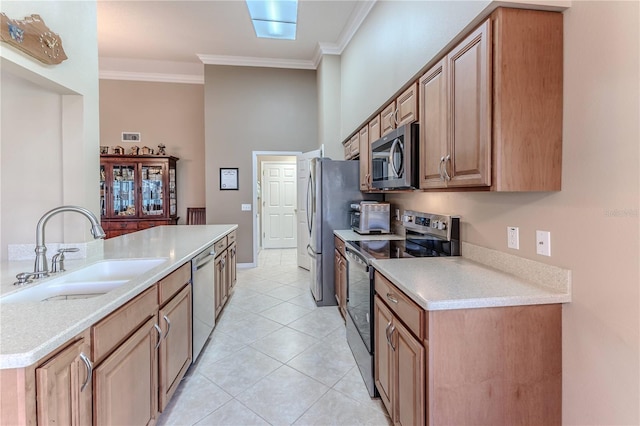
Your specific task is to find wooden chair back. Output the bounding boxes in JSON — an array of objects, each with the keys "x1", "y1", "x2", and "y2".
[{"x1": 186, "y1": 207, "x2": 206, "y2": 225}]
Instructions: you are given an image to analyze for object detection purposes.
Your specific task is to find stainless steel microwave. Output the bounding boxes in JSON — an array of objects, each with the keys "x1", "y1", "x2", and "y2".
[{"x1": 370, "y1": 123, "x2": 418, "y2": 189}]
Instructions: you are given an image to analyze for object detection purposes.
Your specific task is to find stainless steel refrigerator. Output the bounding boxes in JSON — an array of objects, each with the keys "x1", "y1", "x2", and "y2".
[{"x1": 306, "y1": 158, "x2": 382, "y2": 306}]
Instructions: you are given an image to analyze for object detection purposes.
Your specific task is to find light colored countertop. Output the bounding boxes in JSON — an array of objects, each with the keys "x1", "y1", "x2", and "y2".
[
  {"x1": 0, "y1": 225, "x2": 236, "y2": 369},
  {"x1": 334, "y1": 229, "x2": 405, "y2": 242},
  {"x1": 371, "y1": 255, "x2": 571, "y2": 311}
]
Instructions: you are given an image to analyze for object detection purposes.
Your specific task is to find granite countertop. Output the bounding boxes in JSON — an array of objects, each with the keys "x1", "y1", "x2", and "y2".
[
  {"x1": 334, "y1": 229, "x2": 405, "y2": 242},
  {"x1": 0, "y1": 225, "x2": 236, "y2": 369},
  {"x1": 371, "y1": 255, "x2": 571, "y2": 311}
]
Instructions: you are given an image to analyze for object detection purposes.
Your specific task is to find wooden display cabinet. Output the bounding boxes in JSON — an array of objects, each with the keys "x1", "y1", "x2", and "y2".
[{"x1": 100, "y1": 155, "x2": 178, "y2": 238}]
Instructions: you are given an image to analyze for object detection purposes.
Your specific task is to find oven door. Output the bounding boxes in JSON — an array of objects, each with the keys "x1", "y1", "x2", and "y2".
[{"x1": 345, "y1": 246, "x2": 374, "y2": 353}]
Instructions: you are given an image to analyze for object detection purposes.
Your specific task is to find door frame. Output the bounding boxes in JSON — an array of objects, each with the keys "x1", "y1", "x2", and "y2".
[{"x1": 251, "y1": 151, "x2": 301, "y2": 267}]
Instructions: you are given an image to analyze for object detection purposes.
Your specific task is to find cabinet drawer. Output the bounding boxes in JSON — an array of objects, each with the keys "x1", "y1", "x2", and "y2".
[
  {"x1": 158, "y1": 262, "x2": 191, "y2": 306},
  {"x1": 214, "y1": 237, "x2": 228, "y2": 255},
  {"x1": 227, "y1": 230, "x2": 237, "y2": 245},
  {"x1": 138, "y1": 220, "x2": 165, "y2": 229},
  {"x1": 334, "y1": 236, "x2": 345, "y2": 257},
  {"x1": 103, "y1": 221, "x2": 138, "y2": 231},
  {"x1": 92, "y1": 285, "x2": 158, "y2": 364},
  {"x1": 374, "y1": 271, "x2": 424, "y2": 339}
]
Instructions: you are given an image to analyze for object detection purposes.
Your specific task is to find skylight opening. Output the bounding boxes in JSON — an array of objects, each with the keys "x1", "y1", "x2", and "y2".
[{"x1": 246, "y1": 0, "x2": 298, "y2": 40}]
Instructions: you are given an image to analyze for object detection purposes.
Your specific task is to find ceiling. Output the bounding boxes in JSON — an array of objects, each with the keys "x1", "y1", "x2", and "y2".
[{"x1": 97, "y1": 0, "x2": 375, "y2": 79}]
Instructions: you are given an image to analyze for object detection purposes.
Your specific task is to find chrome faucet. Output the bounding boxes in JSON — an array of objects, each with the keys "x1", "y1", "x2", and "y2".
[{"x1": 33, "y1": 206, "x2": 106, "y2": 278}]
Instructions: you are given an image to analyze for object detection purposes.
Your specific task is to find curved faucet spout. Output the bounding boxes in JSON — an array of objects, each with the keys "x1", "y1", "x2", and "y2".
[{"x1": 34, "y1": 205, "x2": 106, "y2": 276}]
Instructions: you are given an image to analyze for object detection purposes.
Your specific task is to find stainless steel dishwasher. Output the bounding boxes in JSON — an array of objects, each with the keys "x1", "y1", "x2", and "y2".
[{"x1": 191, "y1": 244, "x2": 216, "y2": 361}]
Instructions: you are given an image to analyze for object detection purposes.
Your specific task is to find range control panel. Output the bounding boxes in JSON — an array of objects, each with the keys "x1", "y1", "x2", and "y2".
[{"x1": 401, "y1": 210, "x2": 460, "y2": 241}]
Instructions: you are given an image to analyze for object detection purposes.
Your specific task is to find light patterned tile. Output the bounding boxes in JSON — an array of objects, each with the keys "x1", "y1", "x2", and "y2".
[
  {"x1": 287, "y1": 338, "x2": 356, "y2": 387},
  {"x1": 293, "y1": 389, "x2": 391, "y2": 426},
  {"x1": 193, "y1": 330, "x2": 247, "y2": 367},
  {"x1": 267, "y1": 284, "x2": 307, "y2": 301},
  {"x1": 258, "y1": 301, "x2": 313, "y2": 325},
  {"x1": 288, "y1": 292, "x2": 318, "y2": 309},
  {"x1": 288, "y1": 307, "x2": 344, "y2": 338},
  {"x1": 198, "y1": 346, "x2": 283, "y2": 396},
  {"x1": 250, "y1": 326, "x2": 319, "y2": 363},
  {"x1": 158, "y1": 373, "x2": 232, "y2": 426},
  {"x1": 215, "y1": 315, "x2": 283, "y2": 344},
  {"x1": 194, "y1": 400, "x2": 269, "y2": 426},
  {"x1": 332, "y1": 366, "x2": 387, "y2": 412},
  {"x1": 237, "y1": 365, "x2": 329, "y2": 425}
]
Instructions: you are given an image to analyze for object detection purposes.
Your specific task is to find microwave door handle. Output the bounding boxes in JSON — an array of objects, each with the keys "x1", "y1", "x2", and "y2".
[{"x1": 389, "y1": 138, "x2": 404, "y2": 177}]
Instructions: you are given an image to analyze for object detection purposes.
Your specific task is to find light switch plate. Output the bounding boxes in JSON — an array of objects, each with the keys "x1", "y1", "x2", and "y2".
[
  {"x1": 241, "y1": 204, "x2": 252, "y2": 211},
  {"x1": 536, "y1": 230, "x2": 551, "y2": 256}
]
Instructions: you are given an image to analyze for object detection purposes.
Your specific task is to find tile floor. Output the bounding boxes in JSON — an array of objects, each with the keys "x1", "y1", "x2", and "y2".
[{"x1": 158, "y1": 248, "x2": 391, "y2": 426}]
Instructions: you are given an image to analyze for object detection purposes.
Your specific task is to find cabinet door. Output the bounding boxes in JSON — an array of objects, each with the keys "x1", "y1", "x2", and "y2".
[
  {"x1": 447, "y1": 20, "x2": 492, "y2": 187},
  {"x1": 359, "y1": 126, "x2": 370, "y2": 191},
  {"x1": 349, "y1": 133, "x2": 360, "y2": 157},
  {"x1": 140, "y1": 162, "x2": 168, "y2": 219},
  {"x1": 228, "y1": 242, "x2": 237, "y2": 291},
  {"x1": 380, "y1": 102, "x2": 396, "y2": 136},
  {"x1": 159, "y1": 285, "x2": 192, "y2": 411},
  {"x1": 374, "y1": 296, "x2": 394, "y2": 415},
  {"x1": 36, "y1": 338, "x2": 92, "y2": 426},
  {"x1": 393, "y1": 319, "x2": 425, "y2": 426},
  {"x1": 334, "y1": 249, "x2": 342, "y2": 308},
  {"x1": 339, "y1": 252, "x2": 347, "y2": 319},
  {"x1": 108, "y1": 163, "x2": 137, "y2": 218},
  {"x1": 214, "y1": 252, "x2": 228, "y2": 317},
  {"x1": 396, "y1": 82, "x2": 418, "y2": 127},
  {"x1": 419, "y1": 59, "x2": 448, "y2": 189},
  {"x1": 94, "y1": 317, "x2": 159, "y2": 426}
]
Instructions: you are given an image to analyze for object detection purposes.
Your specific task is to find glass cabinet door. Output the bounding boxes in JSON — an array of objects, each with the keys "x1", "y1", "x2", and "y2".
[
  {"x1": 141, "y1": 164, "x2": 164, "y2": 216},
  {"x1": 169, "y1": 165, "x2": 177, "y2": 216},
  {"x1": 100, "y1": 165, "x2": 106, "y2": 216},
  {"x1": 112, "y1": 164, "x2": 136, "y2": 216}
]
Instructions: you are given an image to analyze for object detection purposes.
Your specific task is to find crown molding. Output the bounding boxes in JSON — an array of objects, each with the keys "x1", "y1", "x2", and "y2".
[
  {"x1": 99, "y1": 70, "x2": 204, "y2": 84},
  {"x1": 197, "y1": 54, "x2": 315, "y2": 70},
  {"x1": 312, "y1": 0, "x2": 377, "y2": 67}
]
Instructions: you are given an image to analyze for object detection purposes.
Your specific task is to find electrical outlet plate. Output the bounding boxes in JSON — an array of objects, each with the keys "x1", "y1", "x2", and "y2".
[
  {"x1": 241, "y1": 204, "x2": 252, "y2": 211},
  {"x1": 536, "y1": 230, "x2": 551, "y2": 256},
  {"x1": 507, "y1": 226, "x2": 519, "y2": 249}
]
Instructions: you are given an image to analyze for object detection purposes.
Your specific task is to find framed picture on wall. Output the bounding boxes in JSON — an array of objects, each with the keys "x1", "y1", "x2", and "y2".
[{"x1": 220, "y1": 168, "x2": 239, "y2": 190}]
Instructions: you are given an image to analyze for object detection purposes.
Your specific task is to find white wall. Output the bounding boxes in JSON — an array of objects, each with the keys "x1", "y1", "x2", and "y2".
[
  {"x1": 338, "y1": 1, "x2": 639, "y2": 424},
  {"x1": 317, "y1": 55, "x2": 342, "y2": 159},
  {"x1": 0, "y1": 1, "x2": 99, "y2": 260}
]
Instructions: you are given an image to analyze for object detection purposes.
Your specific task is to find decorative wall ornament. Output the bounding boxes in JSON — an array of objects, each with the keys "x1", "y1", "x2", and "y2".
[{"x1": 0, "y1": 13, "x2": 67, "y2": 65}]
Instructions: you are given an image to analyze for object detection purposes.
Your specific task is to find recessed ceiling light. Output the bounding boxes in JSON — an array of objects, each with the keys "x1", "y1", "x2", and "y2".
[{"x1": 246, "y1": 0, "x2": 298, "y2": 40}]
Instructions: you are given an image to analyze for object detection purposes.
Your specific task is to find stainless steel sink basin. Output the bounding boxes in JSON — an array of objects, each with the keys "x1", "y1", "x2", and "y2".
[{"x1": 1, "y1": 258, "x2": 167, "y2": 304}]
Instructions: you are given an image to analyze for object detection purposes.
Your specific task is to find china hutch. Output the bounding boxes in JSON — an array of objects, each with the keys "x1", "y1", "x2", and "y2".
[{"x1": 100, "y1": 155, "x2": 178, "y2": 238}]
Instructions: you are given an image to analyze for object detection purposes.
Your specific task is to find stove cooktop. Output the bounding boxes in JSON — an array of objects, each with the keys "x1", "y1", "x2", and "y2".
[{"x1": 347, "y1": 237, "x2": 457, "y2": 260}]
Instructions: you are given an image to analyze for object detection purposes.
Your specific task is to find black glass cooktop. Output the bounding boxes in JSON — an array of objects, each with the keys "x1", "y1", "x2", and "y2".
[{"x1": 347, "y1": 236, "x2": 457, "y2": 260}]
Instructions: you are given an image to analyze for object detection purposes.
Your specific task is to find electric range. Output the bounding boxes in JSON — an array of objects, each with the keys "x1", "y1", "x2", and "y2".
[{"x1": 343, "y1": 211, "x2": 460, "y2": 397}]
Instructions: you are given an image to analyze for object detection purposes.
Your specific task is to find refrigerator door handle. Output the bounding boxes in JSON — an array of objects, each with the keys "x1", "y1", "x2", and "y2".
[
  {"x1": 306, "y1": 244, "x2": 316, "y2": 258},
  {"x1": 306, "y1": 169, "x2": 313, "y2": 234}
]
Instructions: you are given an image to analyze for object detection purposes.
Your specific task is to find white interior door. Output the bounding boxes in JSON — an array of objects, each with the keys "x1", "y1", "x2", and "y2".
[
  {"x1": 296, "y1": 149, "x2": 322, "y2": 269},
  {"x1": 262, "y1": 162, "x2": 297, "y2": 249}
]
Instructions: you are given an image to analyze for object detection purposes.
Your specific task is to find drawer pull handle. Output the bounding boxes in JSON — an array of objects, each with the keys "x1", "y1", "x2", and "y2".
[
  {"x1": 385, "y1": 321, "x2": 392, "y2": 347},
  {"x1": 79, "y1": 352, "x2": 93, "y2": 392},
  {"x1": 154, "y1": 323, "x2": 163, "y2": 350},
  {"x1": 386, "y1": 293, "x2": 399, "y2": 304}
]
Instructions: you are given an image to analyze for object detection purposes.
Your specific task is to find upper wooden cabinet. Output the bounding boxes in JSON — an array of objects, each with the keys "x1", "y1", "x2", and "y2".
[
  {"x1": 419, "y1": 8, "x2": 563, "y2": 191},
  {"x1": 381, "y1": 83, "x2": 419, "y2": 137},
  {"x1": 349, "y1": 133, "x2": 360, "y2": 158},
  {"x1": 100, "y1": 155, "x2": 179, "y2": 238}
]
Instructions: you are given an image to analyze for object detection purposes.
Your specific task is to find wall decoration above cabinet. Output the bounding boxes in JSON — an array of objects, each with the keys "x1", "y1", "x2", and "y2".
[
  {"x1": 0, "y1": 13, "x2": 67, "y2": 65},
  {"x1": 100, "y1": 155, "x2": 179, "y2": 238}
]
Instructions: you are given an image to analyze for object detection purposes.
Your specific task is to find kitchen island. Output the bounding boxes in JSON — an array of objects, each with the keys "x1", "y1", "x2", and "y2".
[{"x1": 0, "y1": 224, "x2": 236, "y2": 369}]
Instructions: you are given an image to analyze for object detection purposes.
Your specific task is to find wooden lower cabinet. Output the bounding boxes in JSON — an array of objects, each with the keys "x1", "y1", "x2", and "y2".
[
  {"x1": 158, "y1": 285, "x2": 192, "y2": 411},
  {"x1": 215, "y1": 250, "x2": 228, "y2": 318},
  {"x1": 333, "y1": 248, "x2": 347, "y2": 320},
  {"x1": 35, "y1": 334, "x2": 93, "y2": 426},
  {"x1": 374, "y1": 271, "x2": 562, "y2": 426},
  {"x1": 93, "y1": 316, "x2": 159, "y2": 426},
  {"x1": 228, "y1": 241, "x2": 237, "y2": 291},
  {"x1": 374, "y1": 296, "x2": 425, "y2": 426}
]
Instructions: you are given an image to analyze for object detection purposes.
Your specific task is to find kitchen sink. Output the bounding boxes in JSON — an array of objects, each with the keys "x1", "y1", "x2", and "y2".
[{"x1": 1, "y1": 258, "x2": 167, "y2": 304}]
